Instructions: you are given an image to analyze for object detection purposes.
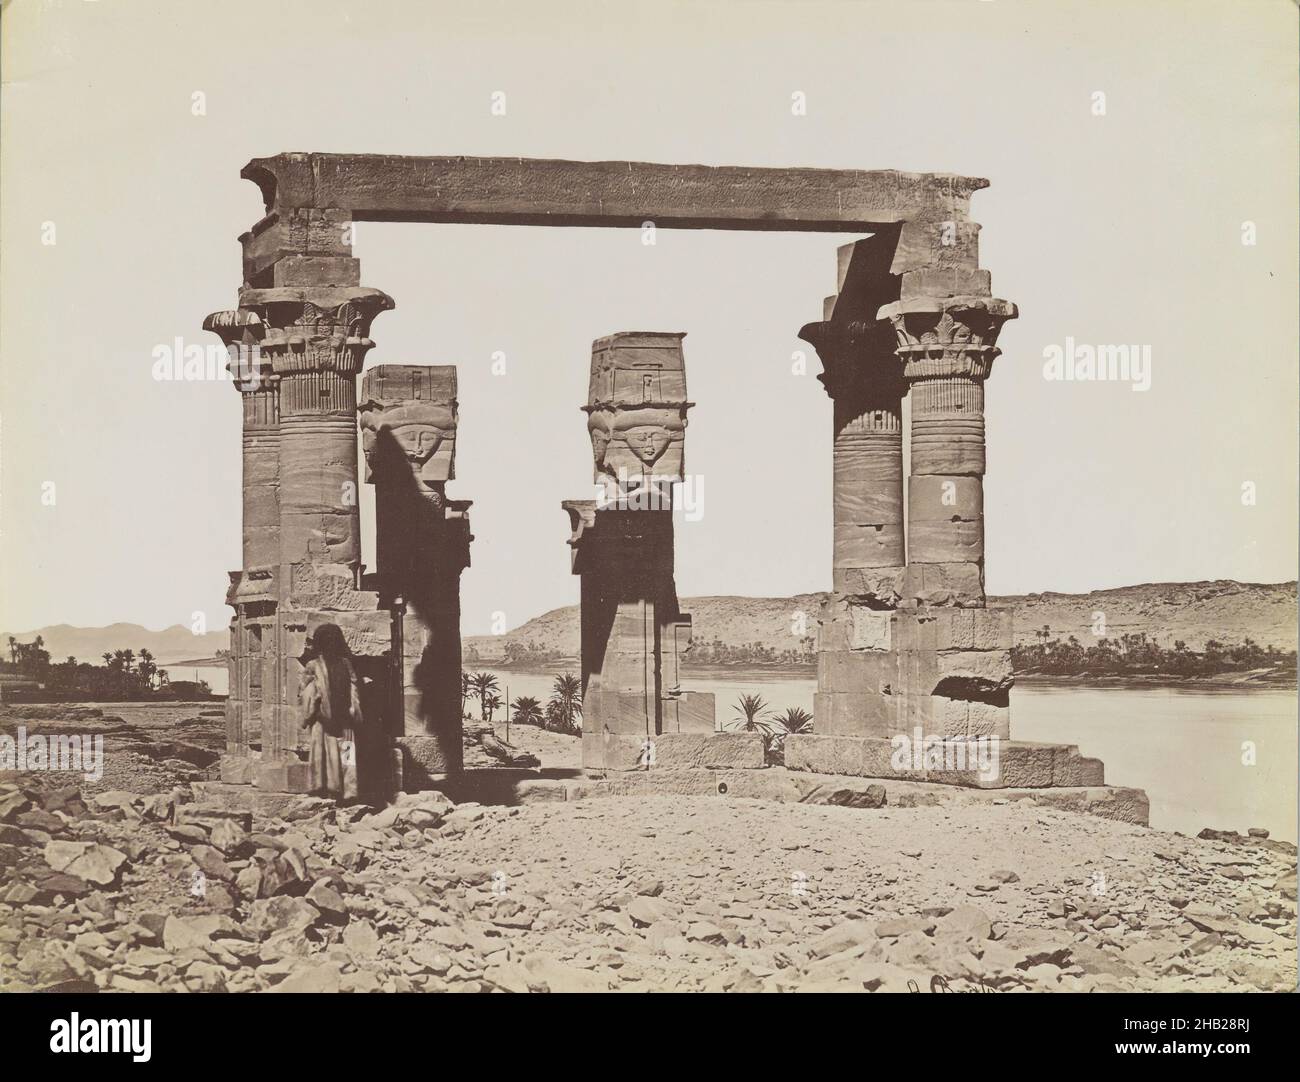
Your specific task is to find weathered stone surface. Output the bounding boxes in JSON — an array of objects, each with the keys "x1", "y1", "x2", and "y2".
[
  {"x1": 243, "y1": 153, "x2": 986, "y2": 227},
  {"x1": 42, "y1": 842, "x2": 126, "y2": 886}
]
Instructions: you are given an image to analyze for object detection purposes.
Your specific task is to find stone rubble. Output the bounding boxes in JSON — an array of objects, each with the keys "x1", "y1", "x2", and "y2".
[{"x1": 0, "y1": 777, "x2": 1293, "y2": 993}]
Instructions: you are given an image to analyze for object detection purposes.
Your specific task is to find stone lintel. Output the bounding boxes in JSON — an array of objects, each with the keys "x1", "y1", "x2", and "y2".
[{"x1": 241, "y1": 153, "x2": 988, "y2": 229}]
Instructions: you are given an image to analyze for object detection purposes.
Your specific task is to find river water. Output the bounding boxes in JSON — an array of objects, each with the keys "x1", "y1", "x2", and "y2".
[{"x1": 182, "y1": 664, "x2": 1296, "y2": 841}]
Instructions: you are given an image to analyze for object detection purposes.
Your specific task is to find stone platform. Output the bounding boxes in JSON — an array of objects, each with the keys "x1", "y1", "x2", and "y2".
[
  {"x1": 783, "y1": 733, "x2": 1107, "y2": 789},
  {"x1": 193, "y1": 759, "x2": 1148, "y2": 827},
  {"x1": 453, "y1": 766, "x2": 1149, "y2": 827}
]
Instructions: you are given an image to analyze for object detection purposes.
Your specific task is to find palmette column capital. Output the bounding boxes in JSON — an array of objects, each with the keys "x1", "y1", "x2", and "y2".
[{"x1": 877, "y1": 296, "x2": 1017, "y2": 383}]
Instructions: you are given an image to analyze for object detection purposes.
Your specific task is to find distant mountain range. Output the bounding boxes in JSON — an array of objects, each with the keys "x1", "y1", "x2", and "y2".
[
  {"x1": 0, "y1": 624, "x2": 228, "y2": 667},
  {"x1": 5, "y1": 580, "x2": 1295, "y2": 669}
]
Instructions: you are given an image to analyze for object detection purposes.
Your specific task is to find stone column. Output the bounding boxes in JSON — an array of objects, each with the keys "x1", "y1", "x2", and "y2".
[
  {"x1": 203, "y1": 310, "x2": 280, "y2": 778},
  {"x1": 359, "y1": 365, "x2": 471, "y2": 784},
  {"x1": 879, "y1": 296, "x2": 1016, "y2": 607},
  {"x1": 230, "y1": 285, "x2": 393, "y2": 775},
  {"x1": 565, "y1": 332, "x2": 715, "y2": 770},
  {"x1": 880, "y1": 294, "x2": 1018, "y2": 740},
  {"x1": 798, "y1": 319, "x2": 906, "y2": 736}
]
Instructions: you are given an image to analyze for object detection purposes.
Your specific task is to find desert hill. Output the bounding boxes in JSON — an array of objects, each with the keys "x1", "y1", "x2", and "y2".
[{"x1": 464, "y1": 580, "x2": 1297, "y2": 662}]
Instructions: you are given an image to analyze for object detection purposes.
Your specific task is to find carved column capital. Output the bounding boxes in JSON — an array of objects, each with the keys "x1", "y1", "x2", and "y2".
[
  {"x1": 798, "y1": 318, "x2": 903, "y2": 404},
  {"x1": 235, "y1": 285, "x2": 394, "y2": 379},
  {"x1": 584, "y1": 331, "x2": 693, "y2": 503},
  {"x1": 877, "y1": 296, "x2": 1017, "y2": 383},
  {"x1": 202, "y1": 308, "x2": 277, "y2": 394},
  {"x1": 359, "y1": 365, "x2": 459, "y2": 490}
]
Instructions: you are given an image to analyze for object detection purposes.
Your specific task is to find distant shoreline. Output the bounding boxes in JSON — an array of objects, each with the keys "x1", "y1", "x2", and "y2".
[{"x1": 470, "y1": 661, "x2": 1296, "y2": 690}]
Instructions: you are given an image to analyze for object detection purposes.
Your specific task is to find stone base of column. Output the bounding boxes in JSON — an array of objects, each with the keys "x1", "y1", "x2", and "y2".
[
  {"x1": 219, "y1": 753, "x2": 254, "y2": 785},
  {"x1": 254, "y1": 758, "x2": 312, "y2": 793},
  {"x1": 396, "y1": 735, "x2": 460, "y2": 791},
  {"x1": 815, "y1": 605, "x2": 1015, "y2": 740}
]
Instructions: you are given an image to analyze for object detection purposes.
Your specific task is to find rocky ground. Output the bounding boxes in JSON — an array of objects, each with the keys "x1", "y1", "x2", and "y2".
[
  {"x1": 1, "y1": 716, "x2": 1295, "y2": 992},
  {"x1": 0, "y1": 703, "x2": 225, "y2": 795}
]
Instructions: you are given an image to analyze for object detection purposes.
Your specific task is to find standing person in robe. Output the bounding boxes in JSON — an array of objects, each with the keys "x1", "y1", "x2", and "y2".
[{"x1": 299, "y1": 622, "x2": 363, "y2": 799}]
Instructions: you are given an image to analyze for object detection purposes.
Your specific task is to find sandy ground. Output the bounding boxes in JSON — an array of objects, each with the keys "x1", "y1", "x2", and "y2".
[{"x1": 0, "y1": 705, "x2": 1294, "y2": 992}]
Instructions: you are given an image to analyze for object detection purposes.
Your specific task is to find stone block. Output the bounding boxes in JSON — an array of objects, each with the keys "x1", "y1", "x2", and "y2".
[
  {"x1": 929, "y1": 608, "x2": 1013, "y2": 651},
  {"x1": 833, "y1": 523, "x2": 906, "y2": 569},
  {"x1": 935, "y1": 649, "x2": 1013, "y2": 688},
  {"x1": 273, "y1": 255, "x2": 361, "y2": 288},
  {"x1": 861, "y1": 737, "x2": 928, "y2": 780},
  {"x1": 654, "y1": 733, "x2": 765, "y2": 769},
  {"x1": 812, "y1": 690, "x2": 896, "y2": 736},
  {"x1": 785, "y1": 734, "x2": 874, "y2": 776},
  {"x1": 908, "y1": 475, "x2": 983, "y2": 521},
  {"x1": 397, "y1": 736, "x2": 457, "y2": 790},
  {"x1": 1052, "y1": 751, "x2": 1105, "y2": 787},
  {"x1": 219, "y1": 755, "x2": 254, "y2": 785},
  {"x1": 966, "y1": 700, "x2": 1011, "y2": 739},
  {"x1": 672, "y1": 691, "x2": 716, "y2": 733},
  {"x1": 991, "y1": 743, "x2": 1059, "y2": 788},
  {"x1": 890, "y1": 219, "x2": 981, "y2": 275},
  {"x1": 818, "y1": 650, "x2": 895, "y2": 696},
  {"x1": 585, "y1": 732, "x2": 764, "y2": 771},
  {"x1": 834, "y1": 484, "x2": 903, "y2": 529},
  {"x1": 899, "y1": 266, "x2": 992, "y2": 300},
  {"x1": 254, "y1": 759, "x2": 311, "y2": 794},
  {"x1": 831, "y1": 565, "x2": 905, "y2": 605},
  {"x1": 849, "y1": 606, "x2": 892, "y2": 651},
  {"x1": 902, "y1": 561, "x2": 984, "y2": 607},
  {"x1": 908, "y1": 518, "x2": 984, "y2": 565}
]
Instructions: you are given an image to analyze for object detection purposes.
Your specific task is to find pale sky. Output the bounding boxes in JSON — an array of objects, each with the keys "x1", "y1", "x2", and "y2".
[{"x1": 1, "y1": 0, "x2": 1296, "y2": 636}]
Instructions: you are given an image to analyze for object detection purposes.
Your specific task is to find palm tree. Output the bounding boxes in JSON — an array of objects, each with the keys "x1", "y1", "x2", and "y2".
[
  {"x1": 470, "y1": 671, "x2": 500, "y2": 720},
  {"x1": 7, "y1": 637, "x2": 17, "y2": 665},
  {"x1": 725, "y1": 693, "x2": 780, "y2": 736},
  {"x1": 460, "y1": 671, "x2": 472, "y2": 715},
  {"x1": 138, "y1": 648, "x2": 158, "y2": 690},
  {"x1": 547, "y1": 673, "x2": 583, "y2": 733},
  {"x1": 512, "y1": 695, "x2": 544, "y2": 728},
  {"x1": 483, "y1": 692, "x2": 503, "y2": 724},
  {"x1": 773, "y1": 706, "x2": 813, "y2": 735}
]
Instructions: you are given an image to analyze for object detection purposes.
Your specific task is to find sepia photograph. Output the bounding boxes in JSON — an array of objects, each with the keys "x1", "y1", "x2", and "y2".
[{"x1": 0, "y1": 0, "x2": 1296, "y2": 1053}]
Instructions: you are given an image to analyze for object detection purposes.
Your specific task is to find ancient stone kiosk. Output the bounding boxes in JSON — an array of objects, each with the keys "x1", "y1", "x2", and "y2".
[{"x1": 201, "y1": 152, "x2": 1144, "y2": 822}]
